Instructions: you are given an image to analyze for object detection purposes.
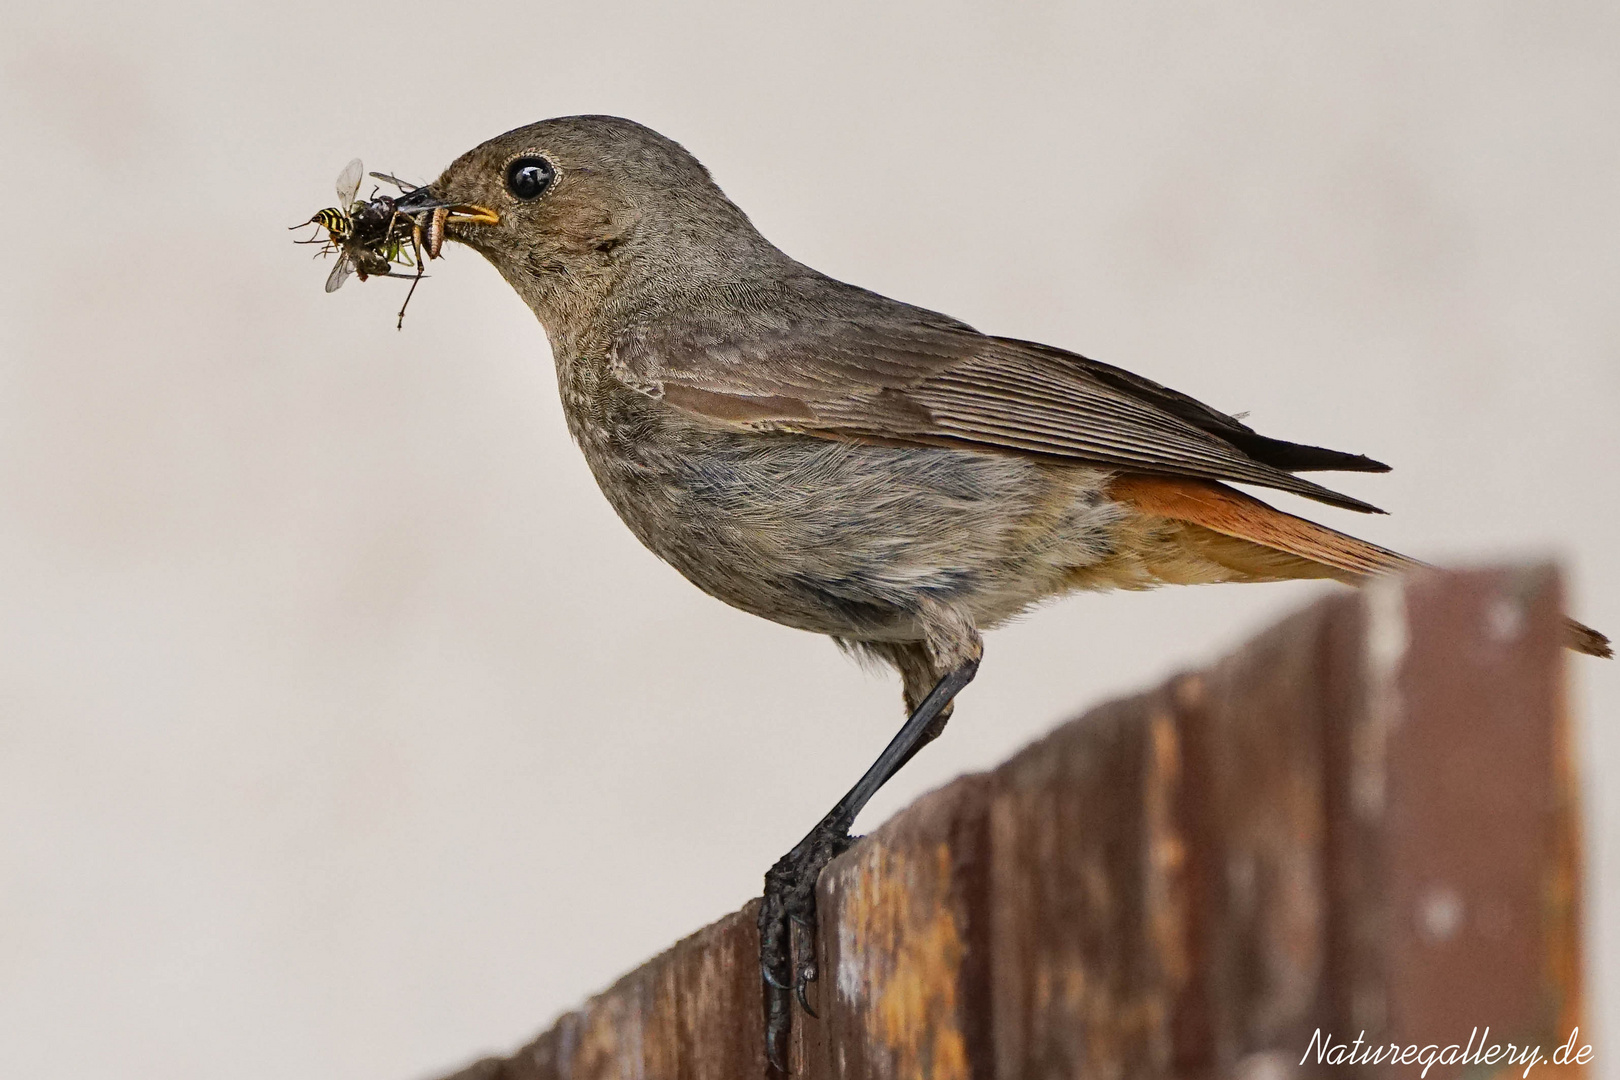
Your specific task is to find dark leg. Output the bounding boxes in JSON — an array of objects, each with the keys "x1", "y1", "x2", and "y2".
[
  {"x1": 758, "y1": 658, "x2": 978, "y2": 1071},
  {"x1": 396, "y1": 228, "x2": 426, "y2": 330}
]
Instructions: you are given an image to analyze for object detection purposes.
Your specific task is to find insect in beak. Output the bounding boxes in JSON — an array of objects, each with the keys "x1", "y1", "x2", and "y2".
[
  {"x1": 391, "y1": 190, "x2": 500, "y2": 254},
  {"x1": 393, "y1": 188, "x2": 500, "y2": 226},
  {"x1": 424, "y1": 206, "x2": 449, "y2": 260}
]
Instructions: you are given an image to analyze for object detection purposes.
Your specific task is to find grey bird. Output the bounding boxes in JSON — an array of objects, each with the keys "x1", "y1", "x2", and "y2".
[{"x1": 386, "y1": 115, "x2": 1609, "y2": 1069}]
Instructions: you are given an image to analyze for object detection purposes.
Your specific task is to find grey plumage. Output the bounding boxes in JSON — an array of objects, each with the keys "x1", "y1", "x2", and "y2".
[
  {"x1": 399, "y1": 114, "x2": 1608, "y2": 1066},
  {"x1": 420, "y1": 116, "x2": 1396, "y2": 678}
]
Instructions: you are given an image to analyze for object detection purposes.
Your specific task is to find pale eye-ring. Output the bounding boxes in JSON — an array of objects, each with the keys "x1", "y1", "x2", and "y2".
[{"x1": 506, "y1": 156, "x2": 555, "y2": 200}]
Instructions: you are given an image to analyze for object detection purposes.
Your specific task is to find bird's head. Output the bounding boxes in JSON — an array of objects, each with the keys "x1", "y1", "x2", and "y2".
[{"x1": 400, "y1": 115, "x2": 777, "y2": 342}]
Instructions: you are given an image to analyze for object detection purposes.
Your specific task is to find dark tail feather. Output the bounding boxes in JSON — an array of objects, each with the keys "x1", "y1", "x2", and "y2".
[
  {"x1": 1218, "y1": 431, "x2": 1391, "y2": 474},
  {"x1": 1567, "y1": 620, "x2": 1613, "y2": 658}
]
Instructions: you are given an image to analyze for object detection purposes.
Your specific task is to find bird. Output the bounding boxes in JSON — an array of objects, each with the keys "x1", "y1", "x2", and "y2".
[{"x1": 387, "y1": 114, "x2": 1610, "y2": 1070}]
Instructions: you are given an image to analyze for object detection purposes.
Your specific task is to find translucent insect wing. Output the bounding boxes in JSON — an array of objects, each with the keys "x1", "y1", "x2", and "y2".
[
  {"x1": 335, "y1": 158, "x2": 364, "y2": 207},
  {"x1": 369, "y1": 171, "x2": 418, "y2": 191},
  {"x1": 325, "y1": 254, "x2": 354, "y2": 293}
]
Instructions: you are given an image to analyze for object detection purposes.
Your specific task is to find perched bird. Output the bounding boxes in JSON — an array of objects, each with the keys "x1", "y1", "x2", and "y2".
[{"x1": 390, "y1": 115, "x2": 1609, "y2": 1068}]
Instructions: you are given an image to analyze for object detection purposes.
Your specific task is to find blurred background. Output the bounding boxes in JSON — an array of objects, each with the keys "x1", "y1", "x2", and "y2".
[{"x1": 1, "y1": 3, "x2": 1616, "y2": 1077}]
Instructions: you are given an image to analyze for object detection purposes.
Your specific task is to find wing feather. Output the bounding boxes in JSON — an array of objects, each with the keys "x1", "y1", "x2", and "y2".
[{"x1": 608, "y1": 279, "x2": 1388, "y2": 513}]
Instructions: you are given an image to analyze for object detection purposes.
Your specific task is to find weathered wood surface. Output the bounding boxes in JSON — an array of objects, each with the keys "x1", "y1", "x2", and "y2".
[{"x1": 430, "y1": 567, "x2": 1584, "y2": 1080}]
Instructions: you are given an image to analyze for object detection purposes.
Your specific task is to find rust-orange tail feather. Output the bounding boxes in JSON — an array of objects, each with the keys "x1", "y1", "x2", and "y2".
[{"x1": 1109, "y1": 474, "x2": 1611, "y2": 658}]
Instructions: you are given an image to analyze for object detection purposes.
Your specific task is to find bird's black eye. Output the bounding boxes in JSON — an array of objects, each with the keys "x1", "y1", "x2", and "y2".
[{"x1": 506, "y1": 156, "x2": 555, "y2": 200}]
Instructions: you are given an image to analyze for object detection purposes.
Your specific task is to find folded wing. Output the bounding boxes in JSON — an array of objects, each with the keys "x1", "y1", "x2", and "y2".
[{"x1": 610, "y1": 281, "x2": 1388, "y2": 513}]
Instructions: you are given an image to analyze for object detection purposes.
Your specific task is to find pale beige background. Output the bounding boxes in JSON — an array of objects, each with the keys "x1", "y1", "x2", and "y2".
[{"x1": 1, "y1": 2, "x2": 1616, "y2": 1077}]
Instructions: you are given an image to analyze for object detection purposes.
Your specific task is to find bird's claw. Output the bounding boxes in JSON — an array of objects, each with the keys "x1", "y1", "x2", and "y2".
[
  {"x1": 796, "y1": 972, "x2": 818, "y2": 1018},
  {"x1": 758, "y1": 816, "x2": 852, "y2": 1071},
  {"x1": 766, "y1": 1036, "x2": 788, "y2": 1076},
  {"x1": 792, "y1": 916, "x2": 820, "y2": 1017}
]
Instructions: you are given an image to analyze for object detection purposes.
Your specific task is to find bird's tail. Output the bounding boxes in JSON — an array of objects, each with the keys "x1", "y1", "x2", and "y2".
[{"x1": 1108, "y1": 473, "x2": 1611, "y2": 658}]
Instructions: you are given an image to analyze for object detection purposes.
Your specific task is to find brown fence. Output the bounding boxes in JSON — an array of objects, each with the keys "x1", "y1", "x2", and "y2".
[{"x1": 432, "y1": 566, "x2": 1585, "y2": 1080}]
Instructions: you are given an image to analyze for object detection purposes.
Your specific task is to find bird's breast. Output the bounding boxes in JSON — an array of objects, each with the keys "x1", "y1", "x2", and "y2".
[{"x1": 550, "y1": 356, "x2": 1127, "y2": 640}]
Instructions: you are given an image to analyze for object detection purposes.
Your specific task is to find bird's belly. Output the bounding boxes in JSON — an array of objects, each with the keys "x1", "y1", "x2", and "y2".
[{"x1": 573, "y1": 403, "x2": 1125, "y2": 640}]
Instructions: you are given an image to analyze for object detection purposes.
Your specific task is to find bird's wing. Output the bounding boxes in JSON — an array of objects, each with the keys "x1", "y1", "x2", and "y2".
[
  {"x1": 608, "y1": 289, "x2": 1386, "y2": 513},
  {"x1": 995, "y1": 337, "x2": 1389, "y2": 474}
]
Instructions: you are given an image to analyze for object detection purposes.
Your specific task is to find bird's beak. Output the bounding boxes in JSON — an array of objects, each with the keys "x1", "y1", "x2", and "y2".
[{"x1": 445, "y1": 205, "x2": 500, "y2": 226}]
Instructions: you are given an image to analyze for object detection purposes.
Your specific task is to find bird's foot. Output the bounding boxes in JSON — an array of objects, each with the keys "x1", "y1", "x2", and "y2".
[{"x1": 758, "y1": 814, "x2": 855, "y2": 1072}]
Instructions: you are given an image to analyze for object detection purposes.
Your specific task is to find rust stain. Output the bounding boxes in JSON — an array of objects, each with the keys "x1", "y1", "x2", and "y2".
[
  {"x1": 835, "y1": 840, "x2": 970, "y2": 1079},
  {"x1": 1147, "y1": 710, "x2": 1191, "y2": 987}
]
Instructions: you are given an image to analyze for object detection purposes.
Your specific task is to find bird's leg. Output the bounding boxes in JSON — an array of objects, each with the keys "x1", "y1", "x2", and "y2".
[{"x1": 758, "y1": 657, "x2": 978, "y2": 1072}]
